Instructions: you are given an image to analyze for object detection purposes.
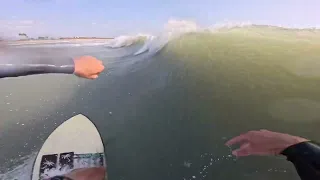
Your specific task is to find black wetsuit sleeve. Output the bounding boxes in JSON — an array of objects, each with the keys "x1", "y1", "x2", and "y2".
[
  {"x1": 0, "y1": 56, "x2": 75, "y2": 78},
  {"x1": 281, "y1": 141, "x2": 320, "y2": 180}
]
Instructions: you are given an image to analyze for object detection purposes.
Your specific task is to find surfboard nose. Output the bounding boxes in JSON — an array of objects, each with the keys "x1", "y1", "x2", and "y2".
[{"x1": 31, "y1": 114, "x2": 106, "y2": 180}]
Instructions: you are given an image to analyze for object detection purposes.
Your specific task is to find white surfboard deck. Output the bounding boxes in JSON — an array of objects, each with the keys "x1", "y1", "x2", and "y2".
[{"x1": 31, "y1": 114, "x2": 106, "y2": 180}]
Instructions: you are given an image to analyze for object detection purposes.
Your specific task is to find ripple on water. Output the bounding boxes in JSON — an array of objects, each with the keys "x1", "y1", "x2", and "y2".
[
  {"x1": 288, "y1": 56, "x2": 320, "y2": 78},
  {"x1": 182, "y1": 153, "x2": 236, "y2": 180},
  {"x1": 182, "y1": 152, "x2": 291, "y2": 180},
  {"x1": 269, "y1": 98, "x2": 320, "y2": 122}
]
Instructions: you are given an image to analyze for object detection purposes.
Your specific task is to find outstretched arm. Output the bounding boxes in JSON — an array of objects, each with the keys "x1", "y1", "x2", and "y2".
[
  {"x1": 226, "y1": 130, "x2": 320, "y2": 180},
  {"x1": 0, "y1": 57, "x2": 75, "y2": 78},
  {"x1": 0, "y1": 55, "x2": 104, "y2": 79}
]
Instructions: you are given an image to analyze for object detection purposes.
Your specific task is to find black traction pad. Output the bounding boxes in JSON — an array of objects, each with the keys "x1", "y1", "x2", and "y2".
[{"x1": 39, "y1": 152, "x2": 105, "y2": 179}]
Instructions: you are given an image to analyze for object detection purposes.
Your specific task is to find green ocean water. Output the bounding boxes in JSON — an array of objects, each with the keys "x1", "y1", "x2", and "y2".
[{"x1": 1, "y1": 26, "x2": 320, "y2": 180}]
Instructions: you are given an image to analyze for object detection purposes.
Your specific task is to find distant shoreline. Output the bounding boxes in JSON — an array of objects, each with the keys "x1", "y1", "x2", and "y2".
[
  {"x1": 16, "y1": 37, "x2": 114, "y2": 41},
  {"x1": 8, "y1": 38, "x2": 114, "y2": 46}
]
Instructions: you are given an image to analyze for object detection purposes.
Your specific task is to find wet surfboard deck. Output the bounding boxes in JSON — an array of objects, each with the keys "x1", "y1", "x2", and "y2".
[{"x1": 31, "y1": 114, "x2": 106, "y2": 180}]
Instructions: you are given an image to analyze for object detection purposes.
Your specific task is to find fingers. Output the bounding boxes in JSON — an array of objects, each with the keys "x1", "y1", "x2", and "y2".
[
  {"x1": 95, "y1": 60, "x2": 105, "y2": 72},
  {"x1": 232, "y1": 143, "x2": 251, "y2": 157},
  {"x1": 99, "y1": 64, "x2": 105, "y2": 72},
  {"x1": 225, "y1": 134, "x2": 248, "y2": 146},
  {"x1": 259, "y1": 129, "x2": 270, "y2": 133},
  {"x1": 88, "y1": 67, "x2": 103, "y2": 79},
  {"x1": 90, "y1": 74, "x2": 99, "y2": 79},
  {"x1": 66, "y1": 167, "x2": 106, "y2": 180}
]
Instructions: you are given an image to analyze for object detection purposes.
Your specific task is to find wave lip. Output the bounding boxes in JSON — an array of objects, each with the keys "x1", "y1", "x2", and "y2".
[
  {"x1": 209, "y1": 21, "x2": 253, "y2": 32},
  {"x1": 104, "y1": 34, "x2": 151, "y2": 49},
  {"x1": 133, "y1": 35, "x2": 156, "y2": 55},
  {"x1": 132, "y1": 19, "x2": 200, "y2": 56}
]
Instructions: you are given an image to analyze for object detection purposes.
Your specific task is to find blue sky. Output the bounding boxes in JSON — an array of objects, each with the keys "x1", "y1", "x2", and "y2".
[{"x1": 0, "y1": 0, "x2": 319, "y2": 38}]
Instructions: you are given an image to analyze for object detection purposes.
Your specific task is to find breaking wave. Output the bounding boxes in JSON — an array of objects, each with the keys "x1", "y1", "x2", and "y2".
[
  {"x1": 118, "y1": 19, "x2": 320, "y2": 57},
  {"x1": 104, "y1": 34, "x2": 151, "y2": 49},
  {"x1": 6, "y1": 19, "x2": 320, "y2": 57}
]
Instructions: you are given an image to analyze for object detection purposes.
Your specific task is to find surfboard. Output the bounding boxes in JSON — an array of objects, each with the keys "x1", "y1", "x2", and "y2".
[{"x1": 31, "y1": 114, "x2": 106, "y2": 180}]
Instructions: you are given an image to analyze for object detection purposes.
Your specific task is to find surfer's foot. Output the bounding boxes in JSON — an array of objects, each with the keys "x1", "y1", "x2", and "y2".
[{"x1": 49, "y1": 167, "x2": 106, "y2": 180}]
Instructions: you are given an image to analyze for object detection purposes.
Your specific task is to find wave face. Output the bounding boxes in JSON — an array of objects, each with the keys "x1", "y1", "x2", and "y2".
[
  {"x1": 112, "y1": 19, "x2": 320, "y2": 57},
  {"x1": 2, "y1": 20, "x2": 320, "y2": 180}
]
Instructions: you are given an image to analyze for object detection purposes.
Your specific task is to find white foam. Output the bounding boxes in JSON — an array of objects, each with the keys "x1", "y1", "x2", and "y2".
[
  {"x1": 104, "y1": 35, "x2": 145, "y2": 48},
  {"x1": 133, "y1": 19, "x2": 200, "y2": 56},
  {"x1": 209, "y1": 21, "x2": 253, "y2": 32},
  {"x1": 133, "y1": 35, "x2": 155, "y2": 55},
  {"x1": 0, "y1": 153, "x2": 36, "y2": 180}
]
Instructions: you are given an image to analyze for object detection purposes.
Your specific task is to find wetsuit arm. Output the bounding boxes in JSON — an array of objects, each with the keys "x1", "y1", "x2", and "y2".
[
  {"x1": 0, "y1": 57, "x2": 75, "y2": 78},
  {"x1": 281, "y1": 141, "x2": 320, "y2": 180}
]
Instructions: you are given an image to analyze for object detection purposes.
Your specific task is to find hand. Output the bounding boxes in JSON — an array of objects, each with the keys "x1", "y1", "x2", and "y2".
[
  {"x1": 64, "y1": 167, "x2": 106, "y2": 180},
  {"x1": 225, "y1": 130, "x2": 309, "y2": 157},
  {"x1": 73, "y1": 56, "x2": 105, "y2": 79}
]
